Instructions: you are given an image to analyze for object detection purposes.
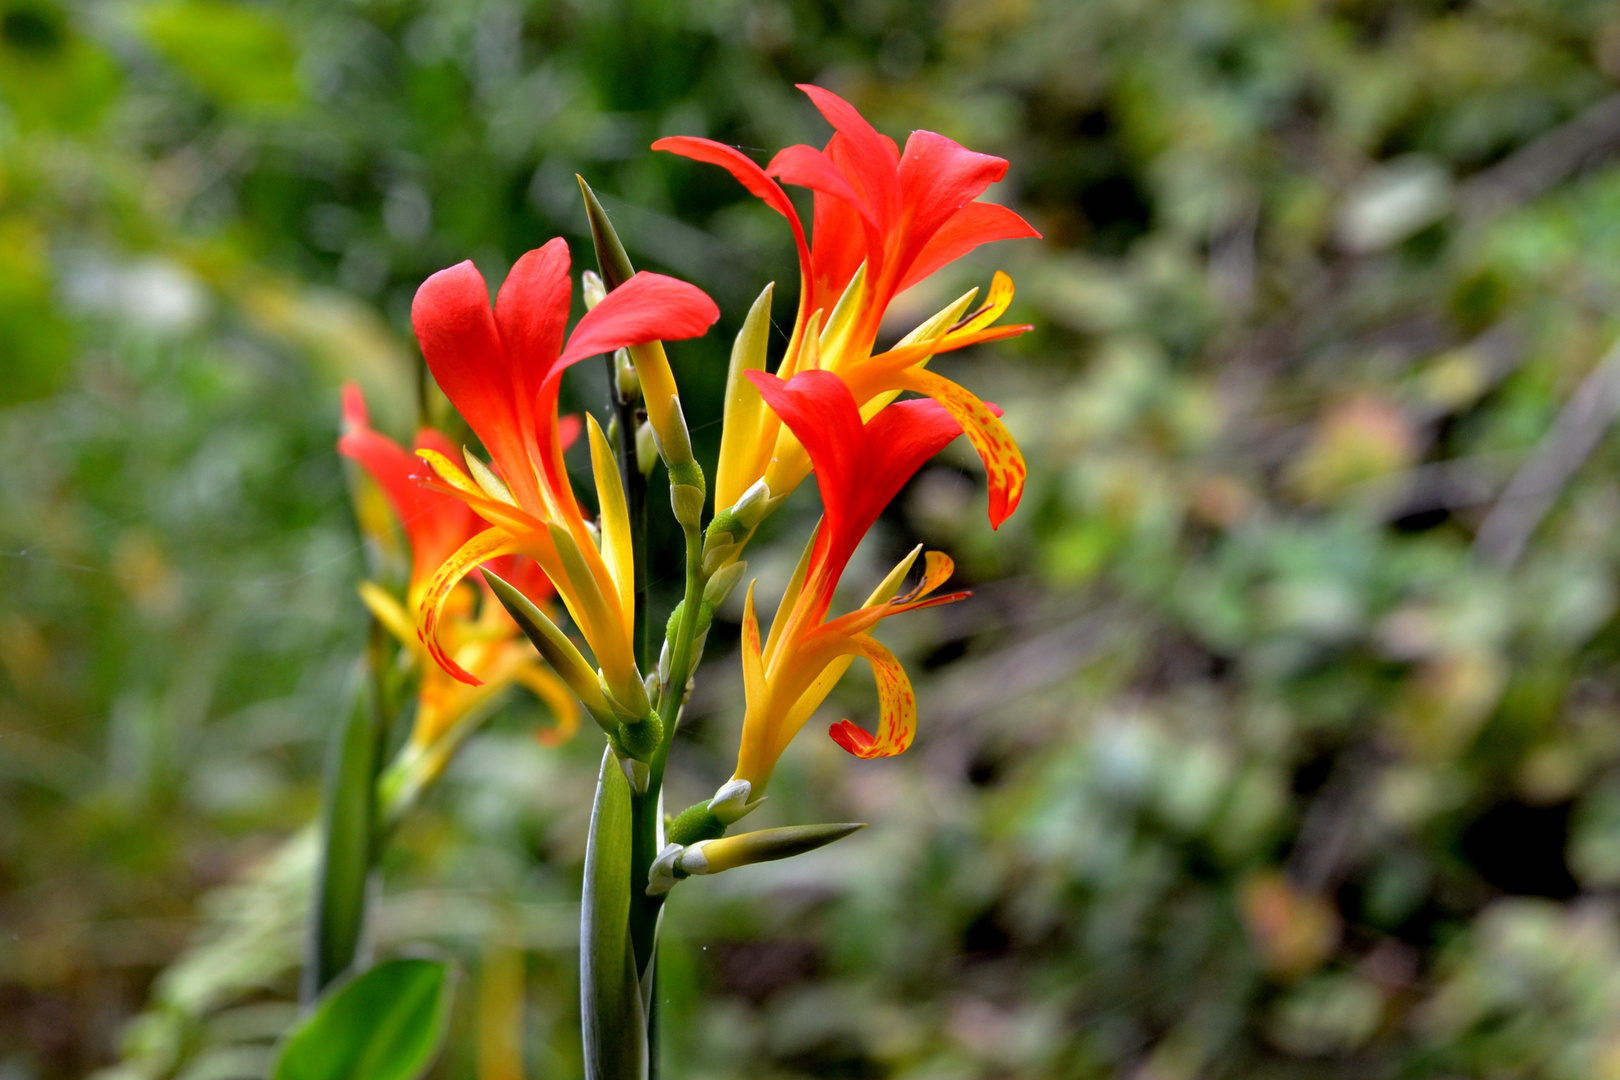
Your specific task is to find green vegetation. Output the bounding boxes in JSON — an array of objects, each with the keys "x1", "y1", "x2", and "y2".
[{"x1": 6, "y1": 0, "x2": 1620, "y2": 1077}]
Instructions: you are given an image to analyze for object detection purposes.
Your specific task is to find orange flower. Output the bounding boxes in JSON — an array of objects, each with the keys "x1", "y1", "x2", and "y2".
[
  {"x1": 655, "y1": 84, "x2": 1040, "y2": 526},
  {"x1": 729, "y1": 370, "x2": 972, "y2": 794},
  {"x1": 337, "y1": 385, "x2": 578, "y2": 751},
  {"x1": 407, "y1": 238, "x2": 719, "y2": 718}
]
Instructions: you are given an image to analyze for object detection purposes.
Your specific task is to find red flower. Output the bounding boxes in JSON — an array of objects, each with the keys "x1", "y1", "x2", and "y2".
[
  {"x1": 408, "y1": 239, "x2": 719, "y2": 704},
  {"x1": 729, "y1": 370, "x2": 974, "y2": 791},
  {"x1": 336, "y1": 384, "x2": 578, "y2": 748},
  {"x1": 655, "y1": 85, "x2": 1037, "y2": 527}
]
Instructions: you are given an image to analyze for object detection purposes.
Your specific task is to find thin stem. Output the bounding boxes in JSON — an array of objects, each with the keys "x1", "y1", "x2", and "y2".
[{"x1": 627, "y1": 517, "x2": 705, "y2": 984}]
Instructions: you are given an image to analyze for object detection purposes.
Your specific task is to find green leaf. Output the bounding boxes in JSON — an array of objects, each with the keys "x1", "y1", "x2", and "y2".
[
  {"x1": 581, "y1": 747, "x2": 646, "y2": 1080},
  {"x1": 304, "y1": 674, "x2": 379, "y2": 1000},
  {"x1": 273, "y1": 959, "x2": 452, "y2": 1080}
]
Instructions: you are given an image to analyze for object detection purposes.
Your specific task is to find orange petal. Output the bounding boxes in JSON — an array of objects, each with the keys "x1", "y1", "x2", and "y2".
[
  {"x1": 827, "y1": 633, "x2": 918, "y2": 759},
  {"x1": 420, "y1": 527, "x2": 520, "y2": 685},
  {"x1": 898, "y1": 367, "x2": 1025, "y2": 529}
]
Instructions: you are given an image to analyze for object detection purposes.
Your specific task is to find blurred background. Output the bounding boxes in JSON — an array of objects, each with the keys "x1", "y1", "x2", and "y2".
[{"x1": 7, "y1": 0, "x2": 1620, "y2": 1077}]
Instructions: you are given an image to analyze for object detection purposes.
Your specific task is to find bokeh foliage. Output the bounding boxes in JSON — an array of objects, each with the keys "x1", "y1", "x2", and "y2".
[{"x1": 7, "y1": 0, "x2": 1620, "y2": 1077}]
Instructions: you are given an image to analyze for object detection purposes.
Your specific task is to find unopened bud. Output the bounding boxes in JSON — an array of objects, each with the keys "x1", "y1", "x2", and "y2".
[
  {"x1": 582, "y1": 269, "x2": 606, "y2": 310},
  {"x1": 704, "y1": 561, "x2": 747, "y2": 607},
  {"x1": 614, "y1": 348, "x2": 639, "y2": 401},
  {"x1": 615, "y1": 710, "x2": 663, "y2": 762},
  {"x1": 655, "y1": 396, "x2": 696, "y2": 470},
  {"x1": 670, "y1": 462, "x2": 706, "y2": 531},
  {"x1": 731, "y1": 479, "x2": 772, "y2": 529},
  {"x1": 635, "y1": 418, "x2": 658, "y2": 478},
  {"x1": 685, "y1": 823, "x2": 866, "y2": 875},
  {"x1": 701, "y1": 534, "x2": 742, "y2": 577}
]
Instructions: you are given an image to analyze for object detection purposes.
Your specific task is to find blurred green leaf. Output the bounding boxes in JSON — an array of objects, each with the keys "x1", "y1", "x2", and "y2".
[
  {"x1": 137, "y1": 0, "x2": 300, "y2": 111},
  {"x1": 273, "y1": 959, "x2": 451, "y2": 1080},
  {"x1": 305, "y1": 673, "x2": 379, "y2": 1000}
]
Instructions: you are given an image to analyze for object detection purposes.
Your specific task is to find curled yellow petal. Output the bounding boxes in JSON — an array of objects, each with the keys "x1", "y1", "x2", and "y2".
[
  {"x1": 420, "y1": 527, "x2": 520, "y2": 685},
  {"x1": 826, "y1": 633, "x2": 917, "y2": 760}
]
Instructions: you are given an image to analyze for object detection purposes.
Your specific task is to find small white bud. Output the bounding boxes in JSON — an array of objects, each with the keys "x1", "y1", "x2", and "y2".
[
  {"x1": 730, "y1": 479, "x2": 771, "y2": 528},
  {"x1": 582, "y1": 270, "x2": 606, "y2": 310}
]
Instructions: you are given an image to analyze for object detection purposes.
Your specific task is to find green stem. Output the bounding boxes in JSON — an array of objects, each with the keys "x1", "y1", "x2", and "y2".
[{"x1": 627, "y1": 517, "x2": 704, "y2": 992}]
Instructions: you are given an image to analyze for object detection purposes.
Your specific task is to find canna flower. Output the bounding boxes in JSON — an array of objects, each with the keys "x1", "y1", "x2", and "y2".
[
  {"x1": 655, "y1": 84, "x2": 1040, "y2": 526},
  {"x1": 728, "y1": 369, "x2": 975, "y2": 796},
  {"x1": 337, "y1": 384, "x2": 579, "y2": 754},
  {"x1": 408, "y1": 238, "x2": 719, "y2": 722}
]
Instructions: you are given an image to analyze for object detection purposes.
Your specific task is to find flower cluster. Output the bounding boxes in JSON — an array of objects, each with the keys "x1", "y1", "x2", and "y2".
[{"x1": 372, "y1": 83, "x2": 1036, "y2": 884}]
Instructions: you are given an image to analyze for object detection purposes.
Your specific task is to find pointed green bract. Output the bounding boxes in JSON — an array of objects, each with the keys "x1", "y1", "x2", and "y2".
[
  {"x1": 581, "y1": 747, "x2": 647, "y2": 1079},
  {"x1": 578, "y1": 175, "x2": 636, "y2": 291},
  {"x1": 274, "y1": 959, "x2": 452, "y2": 1080}
]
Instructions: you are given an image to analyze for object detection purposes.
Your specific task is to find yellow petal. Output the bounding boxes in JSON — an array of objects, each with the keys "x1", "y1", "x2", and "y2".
[
  {"x1": 358, "y1": 580, "x2": 419, "y2": 652},
  {"x1": 826, "y1": 633, "x2": 917, "y2": 759},
  {"x1": 899, "y1": 367, "x2": 1026, "y2": 529},
  {"x1": 420, "y1": 527, "x2": 521, "y2": 685},
  {"x1": 586, "y1": 414, "x2": 634, "y2": 629},
  {"x1": 714, "y1": 284, "x2": 774, "y2": 511}
]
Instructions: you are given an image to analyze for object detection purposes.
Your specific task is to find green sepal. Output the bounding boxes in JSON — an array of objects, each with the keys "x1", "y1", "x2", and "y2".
[
  {"x1": 580, "y1": 747, "x2": 648, "y2": 1079},
  {"x1": 274, "y1": 959, "x2": 453, "y2": 1080},
  {"x1": 667, "y1": 802, "x2": 727, "y2": 847}
]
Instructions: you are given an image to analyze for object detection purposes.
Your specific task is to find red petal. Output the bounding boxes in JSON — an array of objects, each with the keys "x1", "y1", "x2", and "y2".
[
  {"x1": 796, "y1": 84, "x2": 901, "y2": 237},
  {"x1": 653, "y1": 136, "x2": 811, "y2": 282},
  {"x1": 557, "y1": 271, "x2": 719, "y2": 368},
  {"x1": 897, "y1": 202, "x2": 1042, "y2": 294},
  {"x1": 412, "y1": 260, "x2": 544, "y2": 511},
  {"x1": 338, "y1": 408, "x2": 482, "y2": 582},
  {"x1": 340, "y1": 382, "x2": 368, "y2": 432},
  {"x1": 747, "y1": 369, "x2": 963, "y2": 595},
  {"x1": 494, "y1": 238, "x2": 571, "y2": 410},
  {"x1": 894, "y1": 130, "x2": 1010, "y2": 276}
]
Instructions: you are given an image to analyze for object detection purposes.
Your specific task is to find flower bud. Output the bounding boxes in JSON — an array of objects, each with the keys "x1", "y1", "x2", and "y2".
[
  {"x1": 730, "y1": 478, "x2": 771, "y2": 529},
  {"x1": 683, "y1": 823, "x2": 866, "y2": 877},
  {"x1": 635, "y1": 416, "x2": 657, "y2": 477},
  {"x1": 614, "y1": 348, "x2": 639, "y2": 401},
  {"x1": 582, "y1": 269, "x2": 607, "y2": 310},
  {"x1": 703, "y1": 561, "x2": 747, "y2": 607}
]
